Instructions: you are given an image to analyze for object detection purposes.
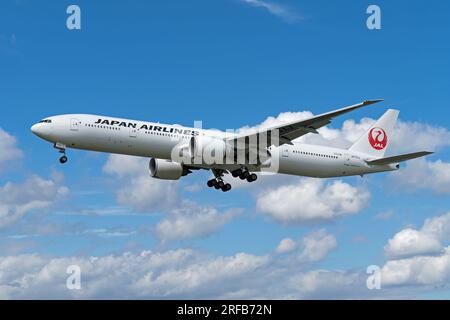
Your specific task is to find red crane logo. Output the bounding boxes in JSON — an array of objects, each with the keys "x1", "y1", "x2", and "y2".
[{"x1": 368, "y1": 127, "x2": 387, "y2": 150}]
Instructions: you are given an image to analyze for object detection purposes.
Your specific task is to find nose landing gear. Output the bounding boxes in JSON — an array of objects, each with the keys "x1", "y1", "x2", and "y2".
[{"x1": 54, "y1": 143, "x2": 68, "y2": 164}]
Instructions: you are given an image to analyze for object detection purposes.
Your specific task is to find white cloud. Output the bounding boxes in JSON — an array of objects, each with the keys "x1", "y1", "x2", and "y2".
[
  {"x1": 289, "y1": 270, "x2": 362, "y2": 298},
  {"x1": 133, "y1": 252, "x2": 269, "y2": 297},
  {"x1": 389, "y1": 159, "x2": 450, "y2": 195},
  {"x1": 384, "y1": 228, "x2": 443, "y2": 259},
  {"x1": 103, "y1": 155, "x2": 178, "y2": 212},
  {"x1": 275, "y1": 230, "x2": 336, "y2": 263},
  {"x1": 238, "y1": 111, "x2": 313, "y2": 136},
  {"x1": 0, "y1": 249, "x2": 270, "y2": 299},
  {"x1": 381, "y1": 247, "x2": 450, "y2": 287},
  {"x1": 389, "y1": 121, "x2": 450, "y2": 154},
  {"x1": 276, "y1": 238, "x2": 297, "y2": 254},
  {"x1": 116, "y1": 175, "x2": 178, "y2": 212},
  {"x1": 238, "y1": 0, "x2": 300, "y2": 23},
  {"x1": 0, "y1": 128, "x2": 22, "y2": 171},
  {"x1": 422, "y1": 212, "x2": 450, "y2": 241},
  {"x1": 384, "y1": 212, "x2": 450, "y2": 259},
  {"x1": 256, "y1": 179, "x2": 370, "y2": 224},
  {"x1": 0, "y1": 174, "x2": 69, "y2": 229},
  {"x1": 298, "y1": 229, "x2": 337, "y2": 263},
  {"x1": 374, "y1": 210, "x2": 395, "y2": 221},
  {"x1": 155, "y1": 201, "x2": 241, "y2": 242},
  {"x1": 380, "y1": 212, "x2": 450, "y2": 288},
  {"x1": 3, "y1": 224, "x2": 447, "y2": 299},
  {"x1": 103, "y1": 154, "x2": 146, "y2": 177},
  {"x1": 103, "y1": 155, "x2": 238, "y2": 241}
]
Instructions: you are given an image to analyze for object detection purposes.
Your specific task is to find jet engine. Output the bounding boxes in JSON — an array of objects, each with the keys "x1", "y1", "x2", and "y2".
[{"x1": 149, "y1": 158, "x2": 186, "y2": 180}]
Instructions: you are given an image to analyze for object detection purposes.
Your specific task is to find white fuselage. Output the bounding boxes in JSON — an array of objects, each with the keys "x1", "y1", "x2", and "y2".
[{"x1": 31, "y1": 114, "x2": 398, "y2": 178}]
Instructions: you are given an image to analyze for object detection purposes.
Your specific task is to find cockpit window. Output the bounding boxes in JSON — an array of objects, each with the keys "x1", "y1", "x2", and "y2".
[{"x1": 39, "y1": 119, "x2": 52, "y2": 123}]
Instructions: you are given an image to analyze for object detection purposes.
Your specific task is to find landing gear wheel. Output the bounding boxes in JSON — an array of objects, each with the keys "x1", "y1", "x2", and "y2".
[
  {"x1": 232, "y1": 169, "x2": 243, "y2": 178},
  {"x1": 247, "y1": 173, "x2": 257, "y2": 182},
  {"x1": 210, "y1": 169, "x2": 232, "y2": 192},
  {"x1": 221, "y1": 183, "x2": 232, "y2": 192},
  {"x1": 239, "y1": 171, "x2": 250, "y2": 180},
  {"x1": 59, "y1": 155, "x2": 68, "y2": 164}
]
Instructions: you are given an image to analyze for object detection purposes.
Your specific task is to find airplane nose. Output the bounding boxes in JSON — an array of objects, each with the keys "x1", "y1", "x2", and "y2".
[
  {"x1": 31, "y1": 124, "x2": 39, "y2": 135},
  {"x1": 31, "y1": 122, "x2": 53, "y2": 141}
]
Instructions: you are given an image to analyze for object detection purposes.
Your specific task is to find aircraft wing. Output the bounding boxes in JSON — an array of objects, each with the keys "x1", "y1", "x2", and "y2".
[
  {"x1": 228, "y1": 100, "x2": 384, "y2": 147},
  {"x1": 366, "y1": 151, "x2": 434, "y2": 166}
]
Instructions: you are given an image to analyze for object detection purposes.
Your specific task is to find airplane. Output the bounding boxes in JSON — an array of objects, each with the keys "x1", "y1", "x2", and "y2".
[{"x1": 31, "y1": 100, "x2": 433, "y2": 192}]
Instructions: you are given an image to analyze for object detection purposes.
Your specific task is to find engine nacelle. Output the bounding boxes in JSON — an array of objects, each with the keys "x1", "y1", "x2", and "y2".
[
  {"x1": 190, "y1": 136, "x2": 232, "y2": 164},
  {"x1": 149, "y1": 158, "x2": 184, "y2": 180}
]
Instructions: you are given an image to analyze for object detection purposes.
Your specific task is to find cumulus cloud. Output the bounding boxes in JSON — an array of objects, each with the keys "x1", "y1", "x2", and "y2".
[
  {"x1": 0, "y1": 174, "x2": 69, "y2": 229},
  {"x1": 155, "y1": 201, "x2": 241, "y2": 242},
  {"x1": 276, "y1": 238, "x2": 297, "y2": 254},
  {"x1": 381, "y1": 247, "x2": 450, "y2": 287},
  {"x1": 2, "y1": 224, "x2": 447, "y2": 299},
  {"x1": 384, "y1": 212, "x2": 450, "y2": 259},
  {"x1": 0, "y1": 249, "x2": 270, "y2": 299},
  {"x1": 104, "y1": 155, "x2": 239, "y2": 241},
  {"x1": 389, "y1": 159, "x2": 450, "y2": 195},
  {"x1": 238, "y1": 0, "x2": 301, "y2": 23},
  {"x1": 275, "y1": 230, "x2": 337, "y2": 263},
  {"x1": 384, "y1": 228, "x2": 443, "y2": 259},
  {"x1": 103, "y1": 155, "x2": 178, "y2": 212},
  {"x1": 0, "y1": 128, "x2": 22, "y2": 171},
  {"x1": 380, "y1": 212, "x2": 450, "y2": 289},
  {"x1": 422, "y1": 212, "x2": 450, "y2": 240},
  {"x1": 103, "y1": 154, "x2": 148, "y2": 177},
  {"x1": 289, "y1": 270, "x2": 362, "y2": 299},
  {"x1": 116, "y1": 175, "x2": 179, "y2": 212},
  {"x1": 256, "y1": 179, "x2": 370, "y2": 224},
  {"x1": 0, "y1": 246, "x2": 419, "y2": 299},
  {"x1": 133, "y1": 252, "x2": 269, "y2": 298},
  {"x1": 237, "y1": 111, "x2": 313, "y2": 136},
  {"x1": 298, "y1": 229, "x2": 337, "y2": 263},
  {"x1": 389, "y1": 121, "x2": 450, "y2": 154},
  {"x1": 0, "y1": 237, "x2": 368, "y2": 300}
]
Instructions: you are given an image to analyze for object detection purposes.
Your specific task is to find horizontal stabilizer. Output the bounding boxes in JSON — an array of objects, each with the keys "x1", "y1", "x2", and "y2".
[{"x1": 366, "y1": 151, "x2": 433, "y2": 166}]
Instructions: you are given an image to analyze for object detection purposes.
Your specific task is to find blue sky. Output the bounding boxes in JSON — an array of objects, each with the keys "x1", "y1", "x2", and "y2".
[{"x1": 0, "y1": 0, "x2": 450, "y2": 299}]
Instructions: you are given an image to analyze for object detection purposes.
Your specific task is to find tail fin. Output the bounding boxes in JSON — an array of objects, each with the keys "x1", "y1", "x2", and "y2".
[{"x1": 349, "y1": 109, "x2": 399, "y2": 158}]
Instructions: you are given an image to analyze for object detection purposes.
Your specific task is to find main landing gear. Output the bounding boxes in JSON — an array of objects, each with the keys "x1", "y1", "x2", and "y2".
[
  {"x1": 54, "y1": 143, "x2": 68, "y2": 164},
  {"x1": 231, "y1": 168, "x2": 257, "y2": 183},
  {"x1": 207, "y1": 169, "x2": 232, "y2": 192},
  {"x1": 207, "y1": 168, "x2": 258, "y2": 192},
  {"x1": 207, "y1": 178, "x2": 232, "y2": 192}
]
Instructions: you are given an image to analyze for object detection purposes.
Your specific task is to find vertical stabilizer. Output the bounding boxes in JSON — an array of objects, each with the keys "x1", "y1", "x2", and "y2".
[{"x1": 349, "y1": 109, "x2": 399, "y2": 158}]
